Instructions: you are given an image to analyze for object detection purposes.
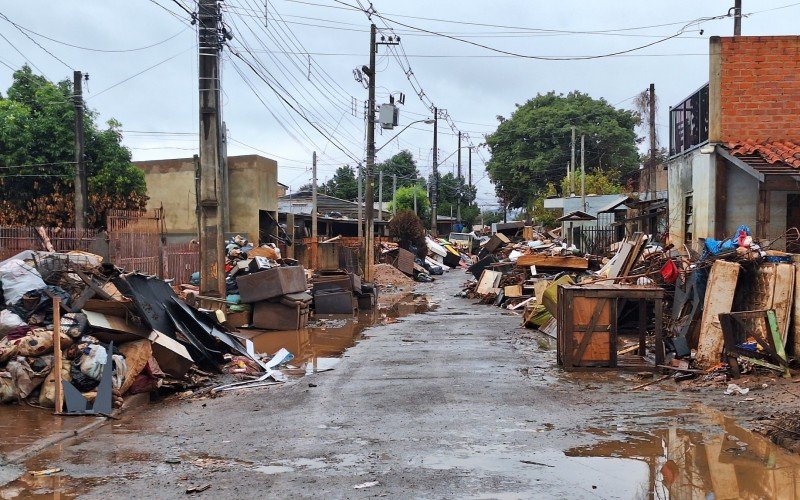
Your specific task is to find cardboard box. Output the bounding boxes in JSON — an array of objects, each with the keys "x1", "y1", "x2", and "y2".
[
  {"x1": 148, "y1": 330, "x2": 194, "y2": 378},
  {"x1": 237, "y1": 266, "x2": 306, "y2": 302},
  {"x1": 252, "y1": 301, "x2": 309, "y2": 330}
]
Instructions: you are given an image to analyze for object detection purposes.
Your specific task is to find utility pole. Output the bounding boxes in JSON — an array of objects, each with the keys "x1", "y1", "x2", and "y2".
[
  {"x1": 363, "y1": 23, "x2": 377, "y2": 281},
  {"x1": 73, "y1": 71, "x2": 87, "y2": 230},
  {"x1": 198, "y1": 0, "x2": 225, "y2": 297},
  {"x1": 357, "y1": 165, "x2": 363, "y2": 239},
  {"x1": 431, "y1": 106, "x2": 439, "y2": 235},
  {"x1": 580, "y1": 134, "x2": 586, "y2": 212},
  {"x1": 570, "y1": 125, "x2": 576, "y2": 196},
  {"x1": 413, "y1": 187, "x2": 418, "y2": 215},
  {"x1": 456, "y1": 131, "x2": 462, "y2": 225},
  {"x1": 392, "y1": 174, "x2": 397, "y2": 216},
  {"x1": 733, "y1": 0, "x2": 742, "y2": 36},
  {"x1": 311, "y1": 151, "x2": 318, "y2": 267},
  {"x1": 378, "y1": 170, "x2": 383, "y2": 222},
  {"x1": 648, "y1": 82, "x2": 656, "y2": 200},
  {"x1": 468, "y1": 146, "x2": 472, "y2": 190}
]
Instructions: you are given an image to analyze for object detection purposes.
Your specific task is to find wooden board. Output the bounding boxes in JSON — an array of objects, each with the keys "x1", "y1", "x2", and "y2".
[
  {"x1": 600, "y1": 242, "x2": 633, "y2": 284},
  {"x1": 504, "y1": 285, "x2": 523, "y2": 298},
  {"x1": 773, "y1": 263, "x2": 795, "y2": 345},
  {"x1": 793, "y1": 264, "x2": 800, "y2": 356},
  {"x1": 532, "y1": 280, "x2": 550, "y2": 303},
  {"x1": 476, "y1": 270, "x2": 502, "y2": 295},
  {"x1": 695, "y1": 260, "x2": 741, "y2": 370},
  {"x1": 515, "y1": 254, "x2": 588, "y2": 270}
]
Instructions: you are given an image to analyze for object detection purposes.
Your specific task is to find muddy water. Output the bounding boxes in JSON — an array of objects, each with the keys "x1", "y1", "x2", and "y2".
[
  {"x1": 565, "y1": 404, "x2": 800, "y2": 499},
  {"x1": 239, "y1": 293, "x2": 434, "y2": 377},
  {"x1": 0, "y1": 404, "x2": 90, "y2": 456}
]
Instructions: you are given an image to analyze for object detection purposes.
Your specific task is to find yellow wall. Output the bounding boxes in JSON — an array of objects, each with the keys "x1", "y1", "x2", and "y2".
[{"x1": 135, "y1": 155, "x2": 280, "y2": 241}]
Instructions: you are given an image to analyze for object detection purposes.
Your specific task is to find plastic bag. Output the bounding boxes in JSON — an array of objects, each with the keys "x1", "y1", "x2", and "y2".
[
  {"x1": 60, "y1": 313, "x2": 88, "y2": 338},
  {"x1": 0, "y1": 309, "x2": 25, "y2": 337},
  {"x1": 79, "y1": 344, "x2": 108, "y2": 380},
  {"x1": 0, "y1": 259, "x2": 46, "y2": 306},
  {"x1": 7, "y1": 355, "x2": 52, "y2": 399}
]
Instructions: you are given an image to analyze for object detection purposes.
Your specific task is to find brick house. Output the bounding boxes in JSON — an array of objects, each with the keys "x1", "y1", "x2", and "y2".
[{"x1": 666, "y1": 36, "x2": 800, "y2": 252}]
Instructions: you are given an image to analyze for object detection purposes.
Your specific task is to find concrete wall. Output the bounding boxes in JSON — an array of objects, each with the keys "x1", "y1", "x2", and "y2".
[
  {"x1": 667, "y1": 150, "x2": 701, "y2": 248},
  {"x1": 723, "y1": 164, "x2": 758, "y2": 238},
  {"x1": 135, "y1": 154, "x2": 279, "y2": 242}
]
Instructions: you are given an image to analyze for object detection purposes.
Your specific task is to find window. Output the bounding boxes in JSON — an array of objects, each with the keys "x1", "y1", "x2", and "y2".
[
  {"x1": 670, "y1": 84, "x2": 709, "y2": 156},
  {"x1": 684, "y1": 194, "x2": 694, "y2": 244}
]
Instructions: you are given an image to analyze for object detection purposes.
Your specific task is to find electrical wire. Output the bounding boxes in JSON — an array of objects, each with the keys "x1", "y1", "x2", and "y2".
[{"x1": 86, "y1": 46, "x2": 194, "y2": 100}]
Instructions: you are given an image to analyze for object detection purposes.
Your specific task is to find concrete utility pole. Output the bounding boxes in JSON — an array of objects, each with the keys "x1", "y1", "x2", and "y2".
[
  {"x1": 377, "y1": 170, "x2": 383, "y2": 222},
  {"x1": 311, "y1": 151, "x2": 318, "y2": 268},
  {"x1": 413, "y1": 187, "x2": 417, "y2": 214},
  {"x1": 73, "y1": 71, "x2": 87, "y2": 230},
  {"x1": 468, "y1": 146, "x2": 472, "y2": 190},
  {"x1": 570, "y1": 125, "x2": 576, "y2": 196},
  {"x1": 392, "y1": 174, "x2": 397, "y2": 216},
  {"x1": 580, "y1": 134, "x2": 586, "y2": 212},
  {"x1": 734, "y1": 0, "x2": 742, "y2": 36},
  {"x1": 431, "y1": 106, "x2": 439, "y2": 235},
  {"x1": 198, "y1": 0, "x2": 225, "y2": 297},
  {"x1": 648, "y1": 83, "x2": 656, "y2": 199},
  {"x1": 456, "y1": 131, "x2": 462, "y2": 225},
  {"x1": 357, "y1": 165, "x2": 363, "y2": 239},
  {"x1": 311, "y1": 151, "x2": 318, "y2": 239},
  {"x1": 363, "y1": 23, "x2": 377, "y2": 281}
]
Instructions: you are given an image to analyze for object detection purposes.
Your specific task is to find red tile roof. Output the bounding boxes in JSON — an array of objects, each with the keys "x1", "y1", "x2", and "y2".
[{"x1": 726, "y1": 140, "x2": 800, "y2": 169}]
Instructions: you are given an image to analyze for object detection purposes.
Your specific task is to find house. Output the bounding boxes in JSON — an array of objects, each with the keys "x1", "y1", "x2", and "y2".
[
  {"x1": 277, "y1": 191, "x2": 390, "y2": 239},
  {"x1": 666, "y1": 36, "x2": 800, "y2": 252},
  {"x1": 544, "y1": 194, "x2": 632, "y2": 250},
  {"x1": 134, "y1": 154, "x2": 286, "y2": 243}
]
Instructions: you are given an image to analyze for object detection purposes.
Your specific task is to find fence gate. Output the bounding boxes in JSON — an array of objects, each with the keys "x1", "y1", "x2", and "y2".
[{"x1": 107, "y1": 209, "x2": 165, "y2": 277}]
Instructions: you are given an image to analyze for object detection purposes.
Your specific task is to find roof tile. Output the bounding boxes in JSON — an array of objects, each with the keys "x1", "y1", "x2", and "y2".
[{"x1": 726, "y1": 140, "x2": 800, "y2": 169}]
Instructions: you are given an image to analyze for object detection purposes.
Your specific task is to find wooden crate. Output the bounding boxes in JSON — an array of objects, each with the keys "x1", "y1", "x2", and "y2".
[{"x1": 557, "y1": 284, "x2": 665, "y2": 371}]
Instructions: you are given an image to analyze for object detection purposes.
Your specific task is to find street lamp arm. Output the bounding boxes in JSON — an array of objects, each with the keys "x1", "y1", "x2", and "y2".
[{"x1": 375, "y1": 118, "x2": 434, "y2": 154}]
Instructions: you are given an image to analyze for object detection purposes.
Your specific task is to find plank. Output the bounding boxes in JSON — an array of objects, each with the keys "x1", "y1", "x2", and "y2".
[
  {"x1": 773, "y1": 263, "x2": 795, "y2": 345},
  {"x1": 515, "y1": 254, "x2": 588, "y2": 270},
  {"x1": 504, "y1": 285, "x2": 523, "y2": 298},
  {"x1": 476, "y1": 270, "x2": 502, "y2": 295},
  {"x1": 695, "y1": 260, "x2": 741, "y2": 370},
  {"x1": 600, "y1": 242, "x2": 633, "y2": 284},
  {"x1": 793, "y1": 264, "x2": 800, "y2": 357}
]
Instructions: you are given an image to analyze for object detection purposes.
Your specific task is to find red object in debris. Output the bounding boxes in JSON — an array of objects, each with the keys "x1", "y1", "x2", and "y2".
[{"x1": 660, "y1": 259, "x2": 679, "y2": 284}]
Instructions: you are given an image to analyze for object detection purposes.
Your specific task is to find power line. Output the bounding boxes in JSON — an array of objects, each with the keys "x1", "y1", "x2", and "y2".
[
  {"x1": 86, "y1": 46, "x2": 194, "y2": 100},
  {"x1": 0, "y1": 12, "x2": 73, "y2": 70}
]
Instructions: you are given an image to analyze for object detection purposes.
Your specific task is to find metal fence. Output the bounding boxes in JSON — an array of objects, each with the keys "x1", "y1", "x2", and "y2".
[
  {"x1": 164, "y1": 242, "x2": 200, "y2": 285},
  {"x1": 577, "y1": 226, "x2": 615, "y2": 255}
]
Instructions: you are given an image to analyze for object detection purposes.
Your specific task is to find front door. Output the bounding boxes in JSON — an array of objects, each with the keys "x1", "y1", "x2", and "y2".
[{"x1": 788, "y1": 194, "x2": 800, "y2": 252}]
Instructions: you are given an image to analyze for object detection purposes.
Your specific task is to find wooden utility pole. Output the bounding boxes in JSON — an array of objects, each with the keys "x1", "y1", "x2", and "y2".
[
  {"x1": 570, "y1": 125, "x2": 576, "y2": 196},
  {"x1": 456, "y1": 131, "x2": 462, "y2": 225},
  {"x1": 734, "y1": 0, "x2": 742, "y2": 36},
  {"x1": 431, "y1": 106, "x2": 439, "y2": 235},
  {"x1": 311, "y1": 151, "x2": 318, "y2": 268},
  {"x1": 73, "y1": 71, "x2": 87, "y2": 230},
  {"x1": 649, "y1": 83, "x2": 656, "y2": 200},
  {"x1": 364, "y1": 23, "x2": 377, "y2": 281},
  {"x1": 378, "y1": 170, "x2": 383, "y2": 222},
  {"x1": 392, "y1": 174, "x2": 397, "y2": 216},
  {"x1": 198, "y1": 0, "x2": 225, "y2": 297},
  {"x1": 580, "y1": 134, "x2": 586, "y2": 212}
]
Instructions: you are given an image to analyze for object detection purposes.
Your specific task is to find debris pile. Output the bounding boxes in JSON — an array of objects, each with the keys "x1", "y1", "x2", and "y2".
[{"x1": 0, "y1": 249, "x2": 290, "y2": 413}]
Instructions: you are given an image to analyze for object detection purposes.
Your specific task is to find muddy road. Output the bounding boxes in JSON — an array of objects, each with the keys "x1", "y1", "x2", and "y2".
[{"x1": 3, "y1": 271, "x2": 800, "y2": 499}]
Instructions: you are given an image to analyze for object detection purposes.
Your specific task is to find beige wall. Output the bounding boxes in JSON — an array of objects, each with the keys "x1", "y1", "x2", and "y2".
[{"x1": 135, "y1": 154, "x2": 279, "y2": 241}]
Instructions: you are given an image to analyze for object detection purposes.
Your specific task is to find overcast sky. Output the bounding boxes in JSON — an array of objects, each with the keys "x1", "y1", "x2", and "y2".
[{"x1": 1, "y1": 1, "x2": 798, "y2": 210}]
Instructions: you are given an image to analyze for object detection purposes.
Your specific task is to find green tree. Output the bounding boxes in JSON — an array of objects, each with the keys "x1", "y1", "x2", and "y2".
[
  {"x1": 433, "y1": 172, "x2": 479, "y2": 227},
  {"x1": 389, "y1": 184, "x2": 430, "y2": 226},
  {"x1": 377, "y1": 150, "x2": 423, "y2": 194},
  {"x1": 322, "y1": 165, "x2": 358, "y2": 201},
  {"x1": 559, "y1": 169, "x2": 625, "y2": 197},
  {"x1": 0, "y1": 65, "x2": 147, "y2": 226},
  {"x1": 485, "y1": 91, "x2": 640, "y2": 215}
]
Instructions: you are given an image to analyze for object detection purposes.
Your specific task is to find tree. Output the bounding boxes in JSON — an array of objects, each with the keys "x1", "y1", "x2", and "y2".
[
  {"x1": 0, "y1": 65, "x2": 147, "y2": 227},
  {"x1": 559, "y1": 169, "x2": 624, "y2": 197},
  {"x1": 387, "y1": 210, "x2": 427, "y2": 258},
  {"x1": 377, "y1": 150, "x2": 422, "y2": 191},
  {"x1": 389, "y1": 185, "x2": 430, "y2": 226},
  {"x1": 432, "y1": 172, "x2": 480, "y2": 227},
  {"x1": 485, "y1": 91, "x2": 640, "y2": 215},
  {"x1": 322, "y1": 165, "x2": 358, "y2": 201}
]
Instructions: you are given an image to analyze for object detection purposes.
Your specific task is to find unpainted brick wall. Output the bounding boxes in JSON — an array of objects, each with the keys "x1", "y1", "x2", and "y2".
[{"x1": 718, "y1": 36, "x2": 800, "y2": 142}]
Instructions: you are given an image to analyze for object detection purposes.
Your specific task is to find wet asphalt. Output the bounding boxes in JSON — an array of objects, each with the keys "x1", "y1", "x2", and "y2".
[{"x1": 2, "y1": 270, "x2": 799, "y2": 499}]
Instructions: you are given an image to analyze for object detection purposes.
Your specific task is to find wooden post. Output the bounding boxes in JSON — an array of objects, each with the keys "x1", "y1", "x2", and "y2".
[{"x1": 52, "y1": 297, "x2": 63, "y2": 414}]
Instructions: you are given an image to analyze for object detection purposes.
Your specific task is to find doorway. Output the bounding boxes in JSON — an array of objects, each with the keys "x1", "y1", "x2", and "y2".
[{"x1": 788, "y1": 194, "x2": 800, "y2": 252}]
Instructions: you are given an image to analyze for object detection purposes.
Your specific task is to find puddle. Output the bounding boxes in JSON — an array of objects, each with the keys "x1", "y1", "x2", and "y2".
[
  {"x1": 239, "y1": 293, "x2": 434, "y2": 377},
  {"x1": 565, "y1": 405, "x2": 800, "y2": 499},
  {"x1": 0, "y1": 404, "x2": 91, "y2": 456}
]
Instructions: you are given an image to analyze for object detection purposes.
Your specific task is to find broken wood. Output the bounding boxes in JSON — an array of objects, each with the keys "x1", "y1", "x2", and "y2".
[
  {"x1": 36, "y1": 226, "x2": 55, "y2": 252},
  {"x1": 695, "y1": 260, "x2": 741, "y2": 370},
  {"x1": 617, "y1": 344, "x2": 639, "y2": 356},
  {"x1": 515, "y1": 254, "x2": 588, "y2": 270},
  {"x1": 630, "y1": 375, "x2": 670, "y2": 391},
  {"x1": 656, "y1": 365, "x2": 705, "y2": 374}
]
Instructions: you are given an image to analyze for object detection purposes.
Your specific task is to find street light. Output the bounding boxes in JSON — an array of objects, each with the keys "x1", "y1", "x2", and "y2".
[{"x1": 375, "y1": 118, "x2": 434, "y2": 154}]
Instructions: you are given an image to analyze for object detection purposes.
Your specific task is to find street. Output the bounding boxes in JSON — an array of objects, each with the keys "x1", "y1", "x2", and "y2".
[{"x1": 4, "y1": 271, "x2": 800, "y2": 499}]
